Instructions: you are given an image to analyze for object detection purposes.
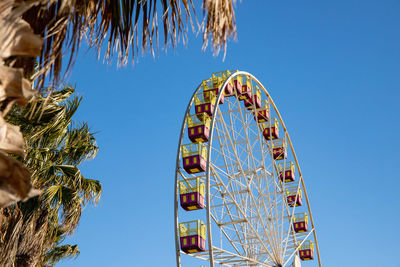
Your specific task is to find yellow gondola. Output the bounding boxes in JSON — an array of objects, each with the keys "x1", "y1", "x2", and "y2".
[
  {"x1": 285, "y1": 186, "x2": 303, "y2": 207},
  {"x1": 195, "y1": 91, "x2": 216, "y2": 120},
  {"x1": 187, "y1": 113, "x2": 211, "y2": 143},
  {"x1": 179, "y1": 177, "x2": 205, "y2": 211},
  {"x1": 181, "y1": 142, "x2": 208, "y2": 174},
  {"x1": 278, "y1": 161, "x2": 295, "y2": 182},
  {"x1": 253, "y1": 99, "x2": 271, "y2": 123},
  {"x1": 244, "y1": 85, "x2": 262, "y2": 109},
  {"x1": 293, "y1": 213, "x2": 309, "y2": 233},
  {"x1": 237, "y1": 75, "x2": 252, "y2": 101},
  {"x1": 179, "y1": 220, "x2": 206, "y2": 253},
  {"x1": 262, "y1": 118, "x2": 279, "y2": 141},
  {"x1": 299, "y1": 240, "x2": 314, "y2": 261}
]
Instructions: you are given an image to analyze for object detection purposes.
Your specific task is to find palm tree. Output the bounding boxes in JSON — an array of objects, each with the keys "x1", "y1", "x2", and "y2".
[
  {"x1": 0, "y1": 0, "x2": 237, "y2": 206},
  {"x1": 0, "y1": 84, "x2": 101, "y2": 266}
]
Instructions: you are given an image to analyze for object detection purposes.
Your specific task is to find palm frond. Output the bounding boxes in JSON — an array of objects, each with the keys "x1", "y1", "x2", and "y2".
[
  {"x1": 79, "y1": 177, "x2": 101, "y2": 204},
  {"x1": 64, "y1": 122, "x2": 98, "y2": 165},
  {"x1": 43, "y1": 244, "x2": 79, "y2": 267},
  {"x1": 17, "y1": 0, "x2": 236, "y2": 87}
]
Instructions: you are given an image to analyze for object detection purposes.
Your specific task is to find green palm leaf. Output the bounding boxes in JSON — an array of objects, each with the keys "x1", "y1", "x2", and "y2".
[{"x1": 1, "y1": 84, "x2": 101, "y2": 266}]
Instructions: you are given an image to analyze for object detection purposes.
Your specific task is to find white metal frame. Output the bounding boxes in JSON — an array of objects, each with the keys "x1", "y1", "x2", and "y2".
[{"x1": 174, "y1": 71, "x2": 321, "y2": 267}]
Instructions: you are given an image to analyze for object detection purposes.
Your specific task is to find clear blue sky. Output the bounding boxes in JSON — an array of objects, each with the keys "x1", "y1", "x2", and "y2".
[{"x1": 58, "y1": 1, "x2": 400, "y2": 266}]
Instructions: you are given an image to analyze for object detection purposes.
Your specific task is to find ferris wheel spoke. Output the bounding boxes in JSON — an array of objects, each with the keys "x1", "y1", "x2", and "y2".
[
  {"x1": 255, "y1": 115, "x2": 297, "y2": 264},
  {"x1": 192, "y1": 246, "x2": 275, "y2": 267},
  {"x1": 208, "y1": 153, "x2": 250, "y2": 255},
  {"x1": 209, "y1": 164, "x2": 277, "y2": 262},
  {"x1": 233, "y1": 109, "x2": 282, "y2": 263},
  {"x1": 210, "y1": 164, "x2": 262, "y2": 256},
  {"x1": 209, "y1": 212, "x2": 243, "y2": 255},
  {"x1": 213, "y1": 101, "x2": 285, "y2": 263},
  {"x1": 232, "y1": 91, "x2": 286, "y2": 263}
]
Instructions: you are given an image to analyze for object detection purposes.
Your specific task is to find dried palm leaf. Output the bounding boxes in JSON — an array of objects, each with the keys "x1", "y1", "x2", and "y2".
[
  {"x1": 14, "y1": 207, "x2": 49, "y2": 266},
  {"x1": 0, "y1": 188, "x2": 42, "y2": 209},
  {"x1": 0, "y1": 152, "x2": 41, "y2": 208},
  {"x1": 0, "y1": 116, "x2": 25, "y2": 155},
  {"x1": 17, "y1": 0, "x2": 236, "y2": 87},
  {"x1": 0, "y1": 0, "x2": 43, "y2": 59},
  {"x1": 0, "y1": 18, "x2": 43, "y2": 59},
  {"x1": 0, "y1": 65, "x2": 35, "y2": 107},
  {"x1": 0, "y1": 0, "x2": 39, "y2": 112},
  {"x1": 202, "y1": 0, "x2": 237, "y2": 56},
  {"x1": 0, "y1": 208, "x2": 23, "y2": 266},
  {"x1": 0, "y1": 207, "x2": 48, "y2": 267}
]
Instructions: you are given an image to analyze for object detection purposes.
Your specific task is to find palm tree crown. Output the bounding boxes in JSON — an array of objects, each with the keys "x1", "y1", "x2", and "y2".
[{"x1": 1, "y1": 85, "x2": 101, "y2": 266}]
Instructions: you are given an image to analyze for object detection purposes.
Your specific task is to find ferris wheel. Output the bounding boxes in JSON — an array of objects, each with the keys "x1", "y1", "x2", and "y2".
[{"x1": 174, "y1": 70, "x2": 321, "y2": 267}]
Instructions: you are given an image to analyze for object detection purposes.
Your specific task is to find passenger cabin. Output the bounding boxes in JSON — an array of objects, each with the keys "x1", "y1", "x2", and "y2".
[
  {"x1": 179, "y1": 220, "x2": 206, "y2": 253},
  {"x1": 219, "y1": 70, "x2": 235, "y2": 96},
  {"x1": 211, "y1": 71, "x2": 234, "y2": 96},
  {"x1": 278, "y1": 161, "x2": 295, "y2": 182},
  {"x1": 244, "y1": 86, "x2": 262, "y2": 109},
  {"x1": 203, "y1": 77, "x2": 224, "y2": 104},
  {"x1": 285, "y1": 186, "x2": 303, "y2": 207},
  {"x1": 181, "y1": 142, "x2": 207, "y2": 174},
  {"x1": 253, "y1": 100, "x2": 270, "y2": 123},
  {"x1": 299, "y1": 241, "x2": 314, "y2": 261},
  {"x1": 232, "y1": 75, "x2": 243, "y2": 95},
  {"x1": 293, "y1": 213, "x2": 309, "y2": 233},
  {"x1": 271, "y1": 139, "x2": 287, "y2": 160},
  {"x1": 238, "y1": 75, "x2": 252, "y2": 101},
  {"x1": 195, "y1": 91, "x2": 216, "y2": 119},
  {"x1": 179, "y1": 177, "x2": 205, "y2": 211},
  {"x1": 187, "y1": 113, "x2": 211, "y2": 143},
  {"x1": 262, "y1": 118, "x2": 279, "y2": 141}
]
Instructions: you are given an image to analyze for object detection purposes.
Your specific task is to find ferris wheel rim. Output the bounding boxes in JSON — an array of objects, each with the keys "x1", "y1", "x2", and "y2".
[
  {"x1": 174, "y1": 81, "x2": 204, "y2": 267},
  {"x1": 174, "y1": 71, "x2": 321, "y2": 267}
]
